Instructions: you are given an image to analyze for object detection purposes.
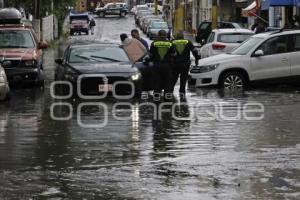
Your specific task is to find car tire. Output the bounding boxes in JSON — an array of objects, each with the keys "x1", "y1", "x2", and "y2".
[
  {"x1": 220, "y1": 71, "x2": 247, "y2": 90},
  {"x1": 36, "y1": 70, "x2": 45, "y2": 87},
  {"x1": 86, "y1": 30, "x2": 89, "y2": 35},
  {"x1": 70, "y1": 31, "x2": 74, "y2": 36}
]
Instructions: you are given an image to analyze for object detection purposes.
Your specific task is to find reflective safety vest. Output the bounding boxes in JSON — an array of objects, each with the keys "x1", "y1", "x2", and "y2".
[
  {"x1": 172, "y1": 39, "x2": 189, "y2": 55},
  {"x1": 153, "y1": 41, "x2": 173, "y2": 60}
]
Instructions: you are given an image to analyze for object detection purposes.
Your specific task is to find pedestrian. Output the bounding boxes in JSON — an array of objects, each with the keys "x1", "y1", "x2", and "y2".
[
  {"x1": 89, "y1": 18, "x2": 96, "y2": 35},
  {"x1": 171, "y1": 31, "x2": 200, "y2": 98},
  {"x1": 149, "y1": 30, "x2": 176, "y2": 100},
  {"x1": 120, "y1": 33, "x2": 147, "y2": 63},
  {"x1": 131, "y1": 29, "x2": 149, "y2": 50}
]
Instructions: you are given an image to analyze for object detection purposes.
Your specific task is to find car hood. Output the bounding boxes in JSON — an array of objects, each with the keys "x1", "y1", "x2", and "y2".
[
  {"x1": 70, "y1": 62, "x2": 138, "y2": 74},
  {"x1": 198, "y1": 53, "x2": 243, "y2": 66},
  {"x1": 0, "y1": 48, "x2": 36, "y2": 60}
]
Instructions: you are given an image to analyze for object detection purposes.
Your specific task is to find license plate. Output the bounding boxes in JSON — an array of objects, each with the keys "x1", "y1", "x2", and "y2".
[{"x1": 99, "y1": 84, "x2": 113, "y2": 92}]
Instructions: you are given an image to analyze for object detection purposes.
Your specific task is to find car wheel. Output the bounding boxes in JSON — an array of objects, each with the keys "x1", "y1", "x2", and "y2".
[
  {"x1": 99, "y1": 12, "x2": 105, "y2": 18},
  {"x1": 220, "y1": 71, "x2": 247, "y2": 90},
  {"x1": 86, "y1": 30, "x2": 89, "y2": 35}
]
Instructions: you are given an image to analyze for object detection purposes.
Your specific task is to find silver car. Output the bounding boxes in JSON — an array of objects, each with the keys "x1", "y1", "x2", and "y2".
[
  {"x1": 147, "y1": 21, "x2": 170, "y2": 40},
  {"x1": 0, "y1": 64, "x2": 9, "y2": 101}
]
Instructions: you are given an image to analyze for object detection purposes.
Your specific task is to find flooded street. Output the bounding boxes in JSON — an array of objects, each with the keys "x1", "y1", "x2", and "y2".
[{"x1": 0, "y1": 16, "x2": 300, "y2": 199}]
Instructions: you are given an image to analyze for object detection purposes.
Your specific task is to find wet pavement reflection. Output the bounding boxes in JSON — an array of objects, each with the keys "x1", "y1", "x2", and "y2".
[{"x1": 0, "y1": 16, "x2": 300, "y2": 199}]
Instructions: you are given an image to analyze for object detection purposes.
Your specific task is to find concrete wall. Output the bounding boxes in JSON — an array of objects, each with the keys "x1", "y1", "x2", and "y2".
[{"x1": 42, "y1": 15, "x2": 54, "y2": 41}]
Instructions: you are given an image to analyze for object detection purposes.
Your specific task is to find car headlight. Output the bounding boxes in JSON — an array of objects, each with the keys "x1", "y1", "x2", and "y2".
[
  {"x1": 130, "y1": 72, "x2": 141, "y2": 81},
  {"x1": 190, "y1": 64, "x2": 219, "y2": 73}
]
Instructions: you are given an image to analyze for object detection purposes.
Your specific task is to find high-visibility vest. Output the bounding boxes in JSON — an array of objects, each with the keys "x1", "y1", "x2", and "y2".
[
  {"x1": 153, "y1": 41, "x2": 173, "y2": 60},
  {"x1": 172, "y1": 39, "x2": 189, "y2": 55}
]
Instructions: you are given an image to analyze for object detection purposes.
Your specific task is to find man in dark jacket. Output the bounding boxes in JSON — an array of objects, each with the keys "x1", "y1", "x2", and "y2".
[
  {"x1": 131, "y1": 29, "x2": 149, "y2": 50},
  {"x1": 149, "y1": 30, "x2": 176, "y2": 99},
  {"x1": 172, "y1": 31, "x2": 200, "y2": 97}
]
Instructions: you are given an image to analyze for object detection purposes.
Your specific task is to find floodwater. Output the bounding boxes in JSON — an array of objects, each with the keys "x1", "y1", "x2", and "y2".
[{"x1": 0, "y1": 16, "x2": 300, "y2": 200}]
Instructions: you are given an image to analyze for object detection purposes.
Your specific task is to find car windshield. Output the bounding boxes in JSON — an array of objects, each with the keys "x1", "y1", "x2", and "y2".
[
  {"x1": 152, "y1": 22, "x2": 168, "y2": 29},
  {"x1": 0, "y1": 30, "x2": 35, "y2": 48},
  {"x1": 69, "y1": 46, "x2": 130, "y2": 63},
  {"x1": 199, "y1": 22, "x2": 210, "y2": 30},
  {"x1": 217, "y1": 33, "x2": 254, "y2": 43},
  {"x1": 230, "y1": 37, "x2": 264, "y2": 55}
]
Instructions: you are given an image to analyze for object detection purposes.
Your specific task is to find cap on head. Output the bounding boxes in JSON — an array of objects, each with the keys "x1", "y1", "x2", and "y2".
[
  {"x1": 120, "y1": 33, "x2": 128, "y2": 42},
  {"x1": 158, "y1": 30, "x2": 167, "y2": 39}
]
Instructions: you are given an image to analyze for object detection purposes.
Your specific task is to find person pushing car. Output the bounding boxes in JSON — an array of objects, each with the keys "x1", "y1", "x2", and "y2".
[
  {"x1": 171, "y1": 31, "x2": 200, "y2": 98},
  {"x1": 149, "y1": 30, "x2": 176, "y2": 100}
]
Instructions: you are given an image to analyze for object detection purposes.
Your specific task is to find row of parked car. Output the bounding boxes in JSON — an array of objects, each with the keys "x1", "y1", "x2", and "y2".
[{"x1": 134, "y1": 4, "x2": 171, "y2": 40}]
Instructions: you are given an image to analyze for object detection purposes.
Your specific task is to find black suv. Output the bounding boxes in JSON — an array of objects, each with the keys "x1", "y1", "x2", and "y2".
[
  {"x1": 96, "y1": 3, "x2": 128, "y2": 18},
  {"x1": 196, "y1": 21, "x2": 243, "y2": 44}
]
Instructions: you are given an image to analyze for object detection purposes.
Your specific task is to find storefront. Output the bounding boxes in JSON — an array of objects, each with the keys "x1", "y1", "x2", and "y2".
[{"x1": 261, "y1": 0, "x2": 297, "y2": 28}]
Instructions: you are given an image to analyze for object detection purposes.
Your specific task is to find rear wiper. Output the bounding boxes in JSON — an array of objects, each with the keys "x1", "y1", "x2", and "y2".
[{"x1": 90, "y1": 55, "x2": 122, "y2": 62}]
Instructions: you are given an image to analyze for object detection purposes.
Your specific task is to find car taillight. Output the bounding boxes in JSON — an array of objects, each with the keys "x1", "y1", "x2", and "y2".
[{"x1": 212, "y1": 43, "x2": 226, "y2": 50}]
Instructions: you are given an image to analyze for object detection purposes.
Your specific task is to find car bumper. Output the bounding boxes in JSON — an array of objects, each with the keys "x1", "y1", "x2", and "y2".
[
  {"x1": 4, "y1": 68, "x2": 40, "y2": 83},
  {"x1": 189, "y1": 71, "x2": 219, "y2": 87},
  {"x1": 68, "y1": 75, "x2": 142, "y2": 96}
]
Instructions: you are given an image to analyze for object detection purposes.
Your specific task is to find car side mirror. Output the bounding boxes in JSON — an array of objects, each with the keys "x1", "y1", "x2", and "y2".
[
  {"x1": 55, "y1": 58, "x2": 63, "y2": 65},
  {"x1": 253, "y1": 50, "x2": 264, "y2": 57},
  {"x1": 38, "y1": 41, "x2": 48, "y2": 49}
]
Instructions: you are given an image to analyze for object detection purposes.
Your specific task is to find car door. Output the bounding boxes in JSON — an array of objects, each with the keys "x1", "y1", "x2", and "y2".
[
  {"x1": 290, "y1": 34, "x2": 300, "y2": 76},
  {"x1": 250, "y1": 35, "x2": 291, "y2": 80}
]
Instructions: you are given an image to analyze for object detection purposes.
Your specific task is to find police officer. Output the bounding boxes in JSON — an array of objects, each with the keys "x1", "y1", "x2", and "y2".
[
  {"x1": 149, "y1": 30, "x2": 176, "y2": 100},
  {"x1": 172, "y1": 31, "x2": 200, "y2": 98}
]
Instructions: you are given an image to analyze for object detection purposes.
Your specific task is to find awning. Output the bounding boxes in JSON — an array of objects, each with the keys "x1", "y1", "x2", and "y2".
[
  {"x1": 242, "y1": 1, "x2": 257, "y2": 17},
  {"x1": 269, "y1": 0, "x2": 294, "y2": 6},
  {"x1": 261, "y1": 0, "x2": 295, "y2": 10}
]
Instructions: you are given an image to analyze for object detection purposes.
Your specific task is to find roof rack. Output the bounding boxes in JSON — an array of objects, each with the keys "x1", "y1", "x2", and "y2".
[{"x1": 270, "y1": 28, "x2": 300, "y2": 35}]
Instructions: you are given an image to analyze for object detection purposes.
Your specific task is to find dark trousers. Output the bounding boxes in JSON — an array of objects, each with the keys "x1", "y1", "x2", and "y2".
[
  {"x1": 172, "y1": 62, "x2": 190, "y2": 94},
  {"x1": 154, "y1": 63, "x2": 173, "y2": 95}
]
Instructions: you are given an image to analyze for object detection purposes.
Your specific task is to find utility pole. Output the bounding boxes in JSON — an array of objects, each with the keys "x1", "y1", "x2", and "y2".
[
  {"x1": 0, "y1": 0, "x2": 4, "y2": 8},
  {"x1": 34, "y1": 0, "x2": 40, "y2": 19},
  {"x1": 211, "y1": 0, "x2": 218, "y2": 29}
]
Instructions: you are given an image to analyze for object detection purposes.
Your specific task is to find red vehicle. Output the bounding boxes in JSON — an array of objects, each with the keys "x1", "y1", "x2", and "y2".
[{"x1": 0, "y1": 8, "x2": 48, "y2": 86}]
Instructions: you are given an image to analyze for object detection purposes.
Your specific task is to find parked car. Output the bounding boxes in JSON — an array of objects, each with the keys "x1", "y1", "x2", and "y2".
[
  {"x1": 195, "y1": 21, "x2": 243, "y2": 44},
  {"x1": 142, "y1": 17, "x2": 163, "y2": 33},
  {"x1": 189, "y1": 30, "x2": 300, "y2": 89},
  {"x1": 147, "y1": 21, "x2": 170, "y2": 40},
  {"x1": 55, "y1": 41, "x2": 155, "y2": 97},
  {"x1": 96, "y1": 3, "x2": 128, "y2": 18},
  {"x1": 0, "y1": 8, "x2": 48, "y2": 86},
  {"x1": 145, "y1": 3, "x2": 162, "y2": 14},
  {"x1": 69, "y1": 12, "x2": 90, "y2": 35},
  {"x1": 0, "y1": 64, "x2": 9, "y2": 101},
  {"x1": 134, "y1": 5, "x2": 149, "y2": 16},
  {"x1": 200, "y1": 29, "x2": 254, "y2": 58},
  {"x1": 135, "y1": 10, "x2": 152, "y2": 26}
]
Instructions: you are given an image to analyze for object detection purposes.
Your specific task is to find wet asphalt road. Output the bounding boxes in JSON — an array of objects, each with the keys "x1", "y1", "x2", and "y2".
[{"x1": 0, "y1": 15, "x2": 300, "y2": 200}]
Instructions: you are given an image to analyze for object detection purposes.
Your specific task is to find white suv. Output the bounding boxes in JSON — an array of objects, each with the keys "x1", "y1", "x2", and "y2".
[
  {"x1": 200, "y1": 29, "x2": 254, "y2": 58},
  {"x1": 0, "y1": 64, "x2": 9, "y2": 101},
  {"x1": 189, "y1": 30, "x2": 300, "y2": 89}
]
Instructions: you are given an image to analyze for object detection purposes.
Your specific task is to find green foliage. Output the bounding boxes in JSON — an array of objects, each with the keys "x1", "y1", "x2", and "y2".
[{"x1": 5, "y1": 0, "x2": 77, "y2": 36}]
